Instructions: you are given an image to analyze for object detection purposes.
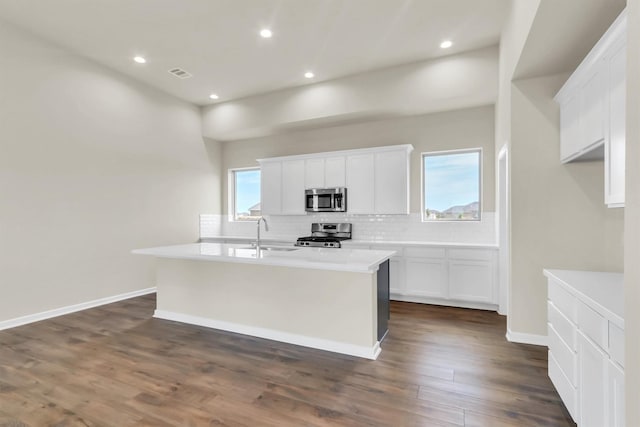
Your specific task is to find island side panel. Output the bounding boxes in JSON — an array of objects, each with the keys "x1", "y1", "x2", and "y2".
[
  {"x1": 154, "y1": 258, "x2": 378, "y2": 350},
  {"x1": 377, "y1": 259, "x2": 390, "y2": 341}
]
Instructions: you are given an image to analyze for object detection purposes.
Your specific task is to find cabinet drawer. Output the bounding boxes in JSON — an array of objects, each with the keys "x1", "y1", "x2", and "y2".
[
  {"x1": 448, "y1": 248, "x2": 493, "y2": 261},
  {"x1": 548, "y1": 301, "x2": 577, "y2": 351},
  {"x1": 548, "y1": 279, "x2": 577, "y2": 323},
  {"x1": 549, "y1": 350, "x2": 578, "y2": 422},
  {"x1": 548, "y1": 323, "x2": 577, "y2": 386},
  {"x1": 609, "y1": 322, "x2": 625, "y2": 368},
  {"x1": 578, "y1": 301, "x2": 608, "y2": 351},
  {"x1": 404, "y1": 247, "x2": 445, "y2": 259}
]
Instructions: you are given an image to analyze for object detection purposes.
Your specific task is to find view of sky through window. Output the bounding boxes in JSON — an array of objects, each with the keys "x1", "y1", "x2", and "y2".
[
  {"x1": 423, "y1": 150, "x2": 480, "y2": 221},
  {"x1": 234, "y1": 169, "x2": 261, "y2": 220}
]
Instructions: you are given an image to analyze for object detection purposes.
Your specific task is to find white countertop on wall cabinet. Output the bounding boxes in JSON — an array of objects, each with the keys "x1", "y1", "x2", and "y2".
[
  {"x1": 133, "y1": 243, "x2": 394, "y2": 273},
  {"x1": 343, "y1": 240, "x2": 498, "y2": 249},
  {"x1": 200, "y1": 236, "x2": 497, "y2": 249},
  {"x1": 543, "y1": 269, "x2": 624, "y2": 328}
]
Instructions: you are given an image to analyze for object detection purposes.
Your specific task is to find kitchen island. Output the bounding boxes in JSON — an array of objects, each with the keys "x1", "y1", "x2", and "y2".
[{"x1": 133, "y1": 243, "x2": 394, "y2": 359}]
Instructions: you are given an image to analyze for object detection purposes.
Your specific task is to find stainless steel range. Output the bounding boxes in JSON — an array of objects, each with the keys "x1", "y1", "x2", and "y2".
[{"x1": 295, "y1": 223, "x2": 352, "y2": 248}]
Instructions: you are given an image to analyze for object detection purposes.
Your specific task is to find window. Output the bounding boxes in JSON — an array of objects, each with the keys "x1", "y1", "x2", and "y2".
[
  {"x1": 422, "y1": 149, "x2": 481, "y2": 221},
  {"x1": 230, "y1": 168, "x2": 261, "y2": 221}
]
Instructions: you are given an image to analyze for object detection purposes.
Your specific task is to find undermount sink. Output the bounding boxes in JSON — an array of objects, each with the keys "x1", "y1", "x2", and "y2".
[{"x1": 241, "y1": 245, "x2": 299, "y2": 252}]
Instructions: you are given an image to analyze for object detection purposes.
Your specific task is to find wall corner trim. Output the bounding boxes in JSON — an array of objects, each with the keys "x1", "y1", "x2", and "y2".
[
  {"x1": 505, "y1": 328, "x2": 548, "y2": 346},
  {"x1": 0, "y1": 287, "x2": 156, "y2": 331}
]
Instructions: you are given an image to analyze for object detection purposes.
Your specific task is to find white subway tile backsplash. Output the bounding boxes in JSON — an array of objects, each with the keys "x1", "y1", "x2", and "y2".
[
  {"x1": 199, "y1": 214, "x2": 222, "y2": 238},
  {"x1": 201, "y1": 213, "x2": 496, "y2": 244}
]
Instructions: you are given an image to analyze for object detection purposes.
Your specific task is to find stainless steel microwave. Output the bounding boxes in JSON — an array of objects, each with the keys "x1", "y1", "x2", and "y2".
[{"x1": 305, "y1": 188, "x2": 347, "y2": 212}]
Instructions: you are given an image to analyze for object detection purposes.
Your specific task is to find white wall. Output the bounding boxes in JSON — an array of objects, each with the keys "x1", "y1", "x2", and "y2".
[
  {"x1": 0, "y1": 21, "x2": 220, "y2": 322},
  {"x1": 202, "y1": 47, "x2": 499, "y2": 141},
  {"x1": 625, "y1": 0, "x2": 640, "y2": 424}
]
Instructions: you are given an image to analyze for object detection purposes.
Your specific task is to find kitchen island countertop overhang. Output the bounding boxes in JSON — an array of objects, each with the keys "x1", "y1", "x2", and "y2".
[
  {"x1": 133, "y1": 243, "x2": 395, "y2": 273},
  {"x1": 133, "y1": 243, "x2": 394, "y2": 359}
]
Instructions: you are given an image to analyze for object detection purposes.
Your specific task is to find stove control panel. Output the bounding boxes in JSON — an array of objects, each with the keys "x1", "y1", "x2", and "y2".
[{"x1": 295, "y1": 240, "x2": 341, "y2": 248}]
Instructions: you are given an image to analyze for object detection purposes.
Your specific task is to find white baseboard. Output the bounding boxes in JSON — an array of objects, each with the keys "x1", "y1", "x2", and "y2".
[
  {"x1": 390, "y1": 294, "x2": 499, "y2": 312},
  {"x1": 0, "y1": 287, "x2": 156, "y2": 331},
  {"x1": 154, "y1": 309, "x2": 381, "y2": 360},
  {"x1": 506, "y1": 328, "x2": 548, "y2": 346}
]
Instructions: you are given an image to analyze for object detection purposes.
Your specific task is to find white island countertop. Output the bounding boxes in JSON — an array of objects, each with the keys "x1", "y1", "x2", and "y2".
[
  {"x1": 543, "y1": 269, "x2": 624, "y2": 328},
  {"x1": 133, "y1": 243, "x2": 395, "y2": 273}
]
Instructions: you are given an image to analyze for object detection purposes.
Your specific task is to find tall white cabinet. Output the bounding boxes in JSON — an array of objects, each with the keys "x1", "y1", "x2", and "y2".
[
  {"x1": 555, "y1": 9, "x2": 626, "y2": 208},
  {"x1": 544, "y1": 269, "x2": 624, "y2": 426},
  {"x1": 258, "y1": 145, "x2": 413, "y2": 216}
]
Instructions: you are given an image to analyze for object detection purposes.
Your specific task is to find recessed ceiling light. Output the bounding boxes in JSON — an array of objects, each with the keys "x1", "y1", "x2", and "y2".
[
  {"x1": 260, "y1": 29, "x2": 273, "y2": 38},
  {"x1": 304, "y1": 71, "x2": 315, "y2": 79},
  {"x1": 133, "y1": 56, "x2": 147, "y2": 64},
  {"x1": 440, "y1": 40, "x2": 453, "y2": 49},
  {"x1": 209, "y1": 93, "x2": 219, "y2": 100}
]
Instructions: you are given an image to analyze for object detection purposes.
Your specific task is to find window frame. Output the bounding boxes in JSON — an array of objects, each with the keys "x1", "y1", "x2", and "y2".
[
  {"x1": 420, "y1": 148, "x2": 483, "y2": 222},
  {"x1": 228, "y1": 166, "x2": 261, "y2": 222}
]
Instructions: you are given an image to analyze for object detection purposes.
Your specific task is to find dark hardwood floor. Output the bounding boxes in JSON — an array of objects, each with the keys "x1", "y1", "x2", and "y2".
[{"x1": 0, "y1": 294, "x2": 575, "y2": 426}]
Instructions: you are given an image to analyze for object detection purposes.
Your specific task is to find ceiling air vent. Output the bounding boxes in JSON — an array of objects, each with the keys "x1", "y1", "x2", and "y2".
[{"x1": 168, "y1": 68, "x2": 192, "y2": 79}]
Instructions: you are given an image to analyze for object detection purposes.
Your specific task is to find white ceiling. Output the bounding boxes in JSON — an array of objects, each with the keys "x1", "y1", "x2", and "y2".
[{"x1": 0, "y1": 0, "x2": 509, "y2": 106}]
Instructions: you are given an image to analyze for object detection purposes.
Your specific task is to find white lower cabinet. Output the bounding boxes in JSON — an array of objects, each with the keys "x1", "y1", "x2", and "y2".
[
  {"x1": 578, "y1": 330, "x2": 608, "y2": 427},
  {"x1": 607, "y1": 359, "x2": 625, "y2": 427},
  {"x1": 448, "y1": 250, "x2": 494, "y2": 304},
  {"x1": 368, "y1": 245, "x2": 497, "y2": 308},
  {"x1": 405, "y1": 257, "x2": 448, "y2": 299},
  {"x1": 545, "y1": 270, "x2": 625, "y2": 427}
]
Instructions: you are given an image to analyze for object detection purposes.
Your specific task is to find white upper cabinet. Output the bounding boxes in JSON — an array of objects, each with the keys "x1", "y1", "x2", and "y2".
[
  {"x1": 555, "y1": 9, "x2": 626, "y2": 207},
  {"x1": 260, "y1": 161, "x2": 282, "y2": 215},
  {"x1": 304, "y1": 158, "x2": 325, "y2": 189},
  {"x1": 559, "y1": 94, "x2": 581, "y2": 161},
  {"x1": 374, "y1": 149, "x2": 410, "y2": 214},
  {"x1": 324, "y1": 156, "x2": 346, "y2": 188},
  {"x1": 281, "y1": 160, "x2": 306, "y2": 215},
  {"x1": 346, "y1": 153, "x2": 375, "y2": 214},
  {"x1": 259, "y1": 144, "x2": 412, "y2": 216},
  {"x1": 579, "y1": 59, "x2": 606, "y2": 150},
  {"x1": 605, "y1": 36, "x2": 626, "y2": 208},
  {"x1": 304, "y1": 156, "x2": 346, "y2": 189}
]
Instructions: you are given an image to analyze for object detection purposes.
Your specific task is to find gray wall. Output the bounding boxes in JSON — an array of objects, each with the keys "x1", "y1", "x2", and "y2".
[
  {"x1": 221, "y1": 106, "x2": 496, "y2": 217},
  {"x1": 0, "y1": 21, "x2": 220, "y2": 322},
  {"x1": 509, "y1": 74, "x2": 624, "y2": 336},
  {"x1": 625, "y1": 0, "x2": 640, "y2": 423}
]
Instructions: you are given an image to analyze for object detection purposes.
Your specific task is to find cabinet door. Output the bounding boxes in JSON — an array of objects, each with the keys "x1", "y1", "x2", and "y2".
[
  {"x1": 580, "y1": 60, "x2": 606, "y2": 148},
  {"x1": 281, "y1": 160, "x2": 306, "y2": 215},
  {"x1": 260, "y1": 161, "x2": 282, "y2": 215},
  {"x1": 560, "y1": 95, "x2": 582, "y2": 161},
  {"x1": 304, "y1": 158, "x2": 325, "y2": 189},
  {"x1": 448, "y1": 260, "x2": 493, "y2": 303},
  {"x1": 605, "y1": 39, "x2": 626, "y2": 207},
  {"x1": 405, "y1": 258, "x2": 448, "y2": 298},
  {"x1": 324, "y1": 156, "x2": 346, "y2": 188},
  {"x1": 578, "y1": 330, "x2": 608, "y2": 427},
  {"x1": 376, "y1": 246, "x2": 404, "y2": 295},
  {"x1": 346, "y1": 154, "x2": 374, "y2": 214},
  {"x1": 374, "y1": 150, "x2": 409, "y2": 214},
  {"x1": 389, "y1": 259, "x2": 403, "y2": 295},
  {"x1": 607, "y1": 359, "x2": 625, "y2": 427}
]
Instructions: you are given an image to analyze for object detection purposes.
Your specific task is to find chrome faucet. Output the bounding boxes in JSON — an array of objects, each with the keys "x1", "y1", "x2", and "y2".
[{"x1": 256, "y1": 216, "x2": 269, "y2": 248}]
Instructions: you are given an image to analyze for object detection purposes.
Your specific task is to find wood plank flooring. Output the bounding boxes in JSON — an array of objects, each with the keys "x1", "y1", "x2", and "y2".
[{"x1": 0, "y1": 294, "x2": 575, "y2": 426}]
